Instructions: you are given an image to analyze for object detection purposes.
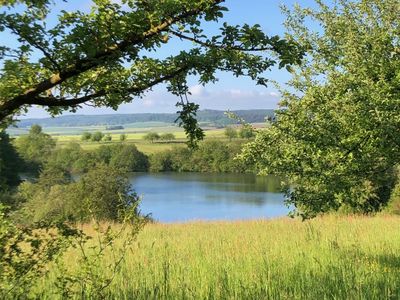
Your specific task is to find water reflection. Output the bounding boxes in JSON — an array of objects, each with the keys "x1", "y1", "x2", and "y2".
[{"x1": 129, "y1": 172, "x2": 289, "y2": 222}]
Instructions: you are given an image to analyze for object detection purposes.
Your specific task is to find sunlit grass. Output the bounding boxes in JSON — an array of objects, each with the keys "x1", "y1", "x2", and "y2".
[
  {"x1": 40, "y1": 215, "x2": 400, "y2": 299},
  {"x1": 52, "y1": 128, "x2": 227, "y2": 154}
]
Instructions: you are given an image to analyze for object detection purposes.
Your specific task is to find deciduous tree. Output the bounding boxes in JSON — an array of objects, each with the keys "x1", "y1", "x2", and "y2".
[{"x1": 241, "y1": 0, "x2": 400, "y2": 218}]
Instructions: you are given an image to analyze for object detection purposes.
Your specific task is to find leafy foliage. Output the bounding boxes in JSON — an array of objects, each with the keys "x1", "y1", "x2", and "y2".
[
  {"x1": 90, "y1": 131, "x2": 104, "y2": 142},
  {"x1": 149, "y1": 140, "x2": 250, "y2": 173},
  {"x1": 143, "y1": 132, "x2": 160, "y2": 143},
  {"x1": 241, "y1": 0, "x2": 400, "y2": 218},
  {"x1": 224, "y1": 126, "x2": 237, "y2": 141},
  {"x1": 14, "y1": 124, "x2": 55, "y2": 172},
  {"x1": 160, "y1": 133, "x2": 175, "y2": 142},
  {"x1": 0, "y1": 0, "x2": 303, "y2": 146},
  {"x1": 0, "y1": 131, "x2": 21, "y2": 190}
]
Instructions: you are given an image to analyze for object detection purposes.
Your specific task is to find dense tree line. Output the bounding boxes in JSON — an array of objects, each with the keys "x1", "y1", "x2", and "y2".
[
  {"x1": 149, "y1": 140, "x2": 252, "y2": 173},
  {"x1": 1, "y1": 125, "x2": 259, "y2": 224},
  {"x1": 16, "y1": 110, "x2": 276, "y2": 128}
]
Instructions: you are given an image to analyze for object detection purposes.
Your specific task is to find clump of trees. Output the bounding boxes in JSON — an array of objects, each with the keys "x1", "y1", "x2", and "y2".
[
  {"x1": 15, "y1": 125, "x2": 55, "y2": 172},
  {"x1": 224, "y1": 125, "x2": 255, "y2": 141},
  {"x1": 143, "y1": 132, "x2": 160, "y2": 143},
  {"x1": 149, "y1": 140, "x2": 250, "y2": 173},
  {"x1": 160, "y1": 133, "x2": 176, "y2": 142},
  {"x1": 18, "y1": 164, "x2": 140, "y2": 224}
]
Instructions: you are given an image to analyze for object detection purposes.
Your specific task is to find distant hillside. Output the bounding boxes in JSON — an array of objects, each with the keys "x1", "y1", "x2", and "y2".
[{"x1": 16, "y1": 109, "x2": 274, "y2": 128}]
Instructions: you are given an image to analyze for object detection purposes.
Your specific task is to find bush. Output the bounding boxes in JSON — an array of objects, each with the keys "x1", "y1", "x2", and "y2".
[
  {"x1": 18, "y1": 164, "x2": 142, "y2": 223},
  {"x1": 224, "y1": 126, "x2": 237, "y2": 141},
  {"x1": 119, "y1": 134, "x2": 127, "y2": 141},
  {"x1": 160, "y1": 133, "x2": 175, "y2": 142},
  {"x1": 91, "y1": 131, "x2": 104, "y2": 142},
  {"x1": 15, "y1": 124, "x2": 56, "y2": 172},
  {"x1": 143, "y1": 132, "x2": 160, "y2": 143},
  {"x1": 239, "y1": 125, "x2": 255, "y2": 139},
  {"x1": 81, "y1": 132, "x2": 92, "y2": 141},
  {"x1": 103, "y1": 134, "x2": 112, "y2": 142},
  {"x1": 109, "y1": 144, "x2": 149, "y2": 171}
]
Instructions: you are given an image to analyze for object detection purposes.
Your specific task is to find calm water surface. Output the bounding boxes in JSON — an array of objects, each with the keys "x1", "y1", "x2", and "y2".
[{"x1": 129, "y1": 172, "x2": 289, "y2": 222}]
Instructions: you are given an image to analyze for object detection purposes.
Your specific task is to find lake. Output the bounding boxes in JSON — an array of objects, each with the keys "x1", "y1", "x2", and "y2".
[{"x1": 129, "y1": 172, "x2": 289, "y2": 222}]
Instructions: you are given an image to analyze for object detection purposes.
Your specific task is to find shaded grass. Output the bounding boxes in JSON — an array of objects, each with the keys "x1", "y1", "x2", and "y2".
[{"x1": 40, "y1": 215, "x2": 400, "y2": 299}]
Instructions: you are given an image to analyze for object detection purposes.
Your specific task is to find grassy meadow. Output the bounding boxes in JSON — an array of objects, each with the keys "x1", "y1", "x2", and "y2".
[{"x1": 38, "y1": 215, "x2": 400, "y2": 299}]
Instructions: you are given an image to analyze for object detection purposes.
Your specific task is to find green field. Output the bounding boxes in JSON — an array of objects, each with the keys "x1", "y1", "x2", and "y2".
[
  {"x1": 42, "y1": 127, "x2": 227, "y2": 153},
  {"x1": 38, "y1": 215, "x2": 400, "y2": 299}
]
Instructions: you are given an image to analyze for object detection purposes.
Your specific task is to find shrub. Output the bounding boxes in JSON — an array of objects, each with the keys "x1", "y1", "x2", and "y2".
[
  {"x1": 143, "y1": 132, "x2": 160, "y2": 143},
  {"x1": 81, "y1": 132, "x2": 92, "y2": 141},
  {"x1": 160, "y1": 133, "x2": 175, "y2": 142},
  {"x1": 91, "y1": 132, "x2": 104, "y2": 142}
]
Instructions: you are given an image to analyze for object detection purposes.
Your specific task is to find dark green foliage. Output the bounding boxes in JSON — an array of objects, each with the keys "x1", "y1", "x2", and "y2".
[
  {"x1": 91, "y1": 131, "x2": 104, "y2": 142},
  {"x1": 0, "y1": 131, "x2": 21, "y2": 190},
  {"x1": 149, "y1": 140, "x2": 250, "y2": 173},
  {"x1": 15, "y1": 124, "x2": 56, "y2": 172},
  {"x1": 46, "y1": 143, "x2": 97, "y2": 174},
  {"x1": 119, "y1": 134, "x2": 127, "y2": 141},
  {"x1": 176, "y1": 102, "x2": 205, "y2": 148},
  {"x1": 107, "y1": 144, "x2": 149, "y2": 172},
  {"x1": 81, "y1": 132, "x2": 92, "y2": 141},
  {"x1": 160, "y1": 133, "x2": 175, "y2": 142},
  {"x1": 239, "y1": 125, "x2": 255, "y2": 139},
  {"x1": 143, "y1": 132, "x2": 160, "y2": 143},
  {"x1": 47, "y1": 143, "x2": 149, "y2": 174},
  {"x1": 18, "y1": 164, "x2": 142, "y2": 223}
]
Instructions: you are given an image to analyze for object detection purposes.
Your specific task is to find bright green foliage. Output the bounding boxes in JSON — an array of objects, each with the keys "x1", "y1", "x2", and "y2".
[
  {"x1": 30, "y1": 216, "x2": 400, "y2": 299},
  {"x1": 224, "y1": 126, "x2": 237, "y2": 141},
  {"x1": 103, "y1": 134, "x2": 112, "y2": 142},
  {"x1": 0, "y1": 0, "x2": 303, "y2": 146},
  {"x1": 241, "y1": 0, "x2": 400, "y2": 218},
  {"x1": 15, "y1": 124, "x2": 55, "y2": 171},
  {"x1": 18, "y1": 164, "x2": 142, "y2": 223},
  {"x1": 149, "y1": 140, "x2": 249, "y2": 173},
  {"x1": 143, "y1": 132, "x2": 160, "y2": 143}
]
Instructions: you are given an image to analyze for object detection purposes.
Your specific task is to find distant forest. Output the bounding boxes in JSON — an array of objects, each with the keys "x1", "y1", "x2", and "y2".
[{"x1": 17, "y1": 109, "x2": 275, "y2": 128}]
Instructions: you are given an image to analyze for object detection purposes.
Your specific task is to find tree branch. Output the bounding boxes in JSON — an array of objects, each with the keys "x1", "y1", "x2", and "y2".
[
  {"x1": 0, "y1": 0, "x2": 223, "y2": 121},
  {"x1": 170, "y1": 29, "x2": 274, "y2": 52},
  {"x1": 25, "y1": 66, "x2": 189, "y2": 108}
]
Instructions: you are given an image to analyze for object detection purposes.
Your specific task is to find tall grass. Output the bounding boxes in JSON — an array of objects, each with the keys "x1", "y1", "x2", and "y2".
[{"x1": 40, "y1": 215, "x2": 400, "y2": 299}]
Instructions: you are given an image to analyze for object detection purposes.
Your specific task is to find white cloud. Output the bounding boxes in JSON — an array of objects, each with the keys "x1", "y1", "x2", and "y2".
[
  {"x1": 189, "y1": 85, "x2": 209, "y2": 97},
  {"x1": 22, "y1": 87, "x2": 281, "y2": 118}
]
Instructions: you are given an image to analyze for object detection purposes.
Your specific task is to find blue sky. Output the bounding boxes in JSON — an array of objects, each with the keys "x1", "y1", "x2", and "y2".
[{"x1": 2, "y1": 0, "x2": 322, "y2": 118}]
